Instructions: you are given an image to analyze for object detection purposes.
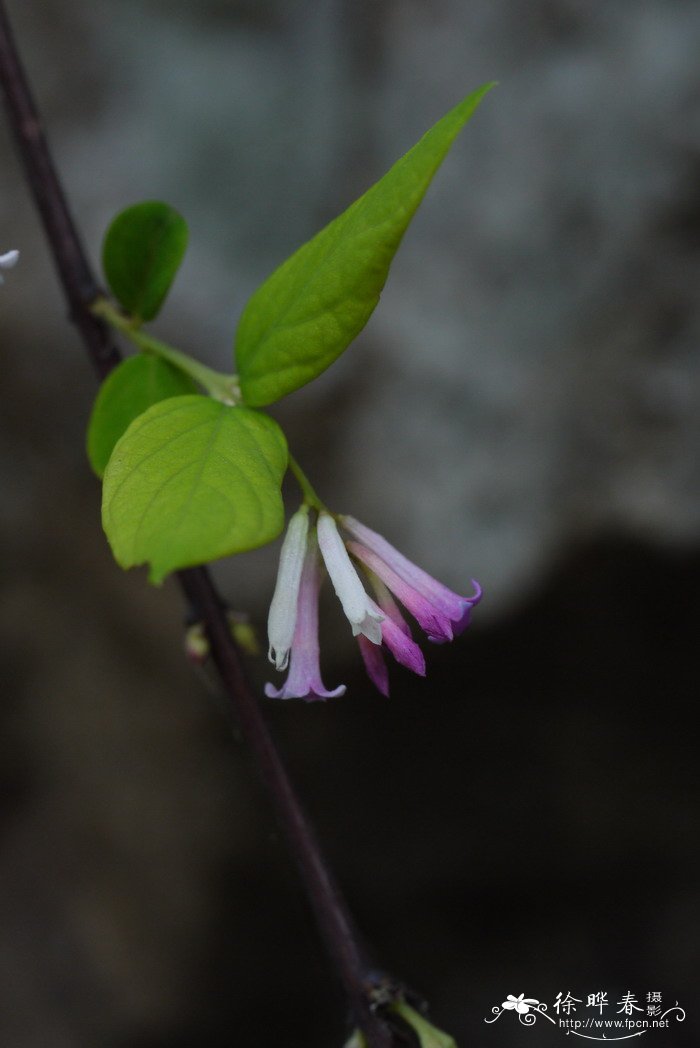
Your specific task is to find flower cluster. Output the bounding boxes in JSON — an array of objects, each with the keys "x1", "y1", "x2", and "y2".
[
  {"x1": 266, "y1": 507, "x2": 481, "y2": 700},
  {"x1": 0, "y1": 249, "x2": 19, "y2": 284}
]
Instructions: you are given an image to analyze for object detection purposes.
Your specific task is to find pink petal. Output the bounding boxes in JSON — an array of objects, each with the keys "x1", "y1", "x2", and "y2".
[
  {"x1": 368, "y1": 574, "x2": 412, "y2": 637},
  {"x1": 381, "y1": 616, "x2": 426, "y2": 676},
  {"x1": 348, "y1": 541, "x2": 454, "y2": 642},
  {"x1": 358, "y1": 635, "x2": 390, "y2": 696},
  {"x1": 342, "y1": 516, "x2": 480, "y2": 622}
]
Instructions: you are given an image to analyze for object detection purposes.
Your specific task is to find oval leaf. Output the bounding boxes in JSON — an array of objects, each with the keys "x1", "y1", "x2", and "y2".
[
  {"x1": 103, "y1": 201, "x2": 188, "y2": 321},
  {"x1": 87, "y1": 354, "x2": 197, "y2": 477},
  {"x1": 102, "y1": 396, "x2": 288, "y2": 583},
  {"x1": 235, "y1": 84, "x2": 494, "y2": 406}
]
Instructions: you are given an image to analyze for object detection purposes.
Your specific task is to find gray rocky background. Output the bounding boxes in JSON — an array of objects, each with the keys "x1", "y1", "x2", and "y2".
[{"x1": 1, "y1": 1, "x2": 698, "y2": 1045}]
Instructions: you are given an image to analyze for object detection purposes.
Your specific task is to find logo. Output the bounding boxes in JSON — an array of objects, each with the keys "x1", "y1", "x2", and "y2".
[{"x1": 484, "y1": 991, "x2": 686, "y2": 1041}]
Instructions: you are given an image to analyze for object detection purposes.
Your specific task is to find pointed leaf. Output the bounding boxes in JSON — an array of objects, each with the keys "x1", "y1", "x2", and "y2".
[
  {"x1": 235, "y1": 84, "x2": 494, "y2": 406},
  {"x1": 103, "y1": 201, "x2": 188, "y2": 321},
  {"x1": 87, "y1": 354, "x2": 197, "y2": 477},
  {"x1": 102, "y1": 396, "x2": 288, "y2": 582}
]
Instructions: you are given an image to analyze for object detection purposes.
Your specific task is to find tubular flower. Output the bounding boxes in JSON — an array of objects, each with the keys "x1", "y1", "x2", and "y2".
[
  {"x1": 265, "y1": 508, "x2": 481, "y2": 700},
  {"x1": 265, "y1": 528, "x2": 345, "y2": 701},
  {"x1": 342, "y1": 515, "x2": 482, "y2": 643},
  {"x1": 356, "y1": 577, "x2": 425, "y2": 696},
  {"x1": 317, "y1": 512, "x2": 383, "y2": 644},
  {"x1": 267, "y1": 505, "x2": 309, "y2": 671},
  {"x1": 341, "y1": 515, "x2": 481, "y2": 695},
  {"x1": 0, "y1": 249, "x2": 19, "y2": 284}
]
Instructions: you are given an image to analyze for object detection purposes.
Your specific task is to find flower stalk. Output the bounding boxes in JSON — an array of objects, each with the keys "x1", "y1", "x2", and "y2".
[{"x1": 289, "y1": 454, "x2": 328, "y2": 511}]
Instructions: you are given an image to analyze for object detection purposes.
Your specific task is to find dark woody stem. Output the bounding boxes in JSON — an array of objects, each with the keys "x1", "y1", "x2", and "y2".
[{"x1": 0, "y1": 5, "x2": 395, "y2": 1045}]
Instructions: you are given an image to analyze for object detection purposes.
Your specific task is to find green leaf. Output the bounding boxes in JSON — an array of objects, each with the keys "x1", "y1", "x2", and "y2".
[
  {"x1": 86, "y1": 354, "x2": 197, "y2": 477},
  {"x1": 103, "y1": 201, "x2": 188, "y2": 321},
  {"x1": 102, "y1": 396, "x2": 288, "y2": 583},
  {"x1": 235, "y1": 84, "x2": 494, "y2": 406}
]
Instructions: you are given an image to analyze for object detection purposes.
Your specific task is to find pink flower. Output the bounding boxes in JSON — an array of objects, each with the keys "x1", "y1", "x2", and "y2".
[
  {"x1": 343, "y1": 516, "x2": 481, "y2": 695},
  {"x1": 265, "y1": 510, "x2": 481, "y2": 700},
  {"x1": 265, "y1": 527, "x2": 345, "y2": 701},
  {"x1": 342, "y1": 516, "x2": 481, "y2": 643},
  {"x1": 356, "y1": 584, "x2": 425, "y2": 696}
]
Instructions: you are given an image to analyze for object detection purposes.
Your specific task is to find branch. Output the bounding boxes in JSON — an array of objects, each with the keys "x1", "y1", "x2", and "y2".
[{"x1": 0, "y1": 5, "x2": 394, "y2": 1044}]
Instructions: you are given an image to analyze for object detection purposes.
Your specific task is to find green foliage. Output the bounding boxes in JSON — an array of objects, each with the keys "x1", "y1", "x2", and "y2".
[
  {"x1": 93, "y1": 91, "x2": 493, "y2": 580},
  {"x1": 102, "y1": 396, "x2": 288, "y2": 583},
  {"x1": 235, "y1": 84, "x2": 494, "y2": 406},
  {"x1": 86, "y1": 354, "x2": 197, "y2": 477},
  {"x1": 103, "y1": 201, "x2": 188, "y2": 322}
]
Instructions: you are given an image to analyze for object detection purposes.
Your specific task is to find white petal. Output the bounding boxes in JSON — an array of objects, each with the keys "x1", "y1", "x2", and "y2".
[
  {"x1": 267, "y1": 506, "x2": 309, "y2": 670},
  {"x1": 0, "y1": 250, "x2": 19, "y2": 269},
  {"x1": 317, "y1": 513, "x2": 383, "y2": 644}
]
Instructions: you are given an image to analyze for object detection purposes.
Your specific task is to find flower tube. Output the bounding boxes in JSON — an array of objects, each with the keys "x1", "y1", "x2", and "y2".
[
  {"x1": 317, "y1": 512, "x2": 383, "y2": 644},
  {"x1": 267, "y1": 506, "x2": 309, "y2": 671},
  {"x1": 265, "y1": 529, "x2": 345, "y2": 701}
]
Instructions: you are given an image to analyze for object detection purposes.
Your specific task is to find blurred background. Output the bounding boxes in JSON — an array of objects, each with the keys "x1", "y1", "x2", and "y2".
[{"x1": 1, "y1": 0, "x2": 699, "y2": 1045}]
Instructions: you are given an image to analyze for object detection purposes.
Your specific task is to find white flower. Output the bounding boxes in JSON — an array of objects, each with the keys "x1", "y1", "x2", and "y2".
[
  {"x1": 265, "y1": 528, "x2": 345, "y2": 701},
  {"x1": 316, "y1": 512, "x2": 383, "y2": 644},
  {"x1": 0, "y1": 249, "x2": 19, "y2": 284},
  {"x1": 267, "y1": 506, "x2": 310, "y2": 670}
]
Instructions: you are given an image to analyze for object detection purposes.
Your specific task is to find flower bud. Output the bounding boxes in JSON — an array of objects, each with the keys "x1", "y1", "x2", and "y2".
[{"x1": 184, "y1": 622, "x2": 209, "y2": 664}]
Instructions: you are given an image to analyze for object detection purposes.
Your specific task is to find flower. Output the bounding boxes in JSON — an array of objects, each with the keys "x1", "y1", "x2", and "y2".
[
  {"x1": 356, "y1": 584, "x2": 425, "y2": 696},
  {"x1": 0, "y1": 249, "x2": 19, "y2": 284},
  {"x1": 265, "y1": 527, "x2": 345, "y2": 701},
  {"x1": 340, "y1": 516, "x2": 480, "y2": 694},
  {"x1": 265, "y1": 508, "x2": 481, "y2": 700},
  {"x1": 502, "y1": 994, "x2": 539, "y2": 1014},
  {"x1": 317, "y1": 512, "x2": 383, "y2": 644},
  {"x1": 267, "y1": 505, "x2": 309, "y2": 670},
  {"x1": 342, "y1": 515, "x2": 481, "y2": 642}
]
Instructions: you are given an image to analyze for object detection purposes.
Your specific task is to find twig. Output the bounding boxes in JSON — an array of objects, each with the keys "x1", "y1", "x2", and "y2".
[{"x1": 0, "y1": 4, "x2": 394, "y2": 1044}]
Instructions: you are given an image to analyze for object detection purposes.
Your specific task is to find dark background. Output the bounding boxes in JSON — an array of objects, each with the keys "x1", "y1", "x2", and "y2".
[{"x1": 1, "y1": 1, "x2": 698, "y2": 1045}]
